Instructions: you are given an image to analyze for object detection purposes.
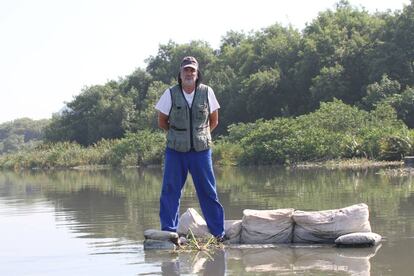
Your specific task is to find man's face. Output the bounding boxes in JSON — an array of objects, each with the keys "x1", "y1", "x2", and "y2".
[{"x1": 180, "y1": 67, "x2": 197, "y2": 87}]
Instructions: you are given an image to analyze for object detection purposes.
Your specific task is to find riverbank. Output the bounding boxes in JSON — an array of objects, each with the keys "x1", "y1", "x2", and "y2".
[
  {"x1": 290, "y1": 158, "x2": 414, "y2": 177},
  {"x1": 291, "y1": 158, "x2": 403, "y2": 169},
  {"x1": 1, "y1": 156, "x2": 408, "y2": 173}
]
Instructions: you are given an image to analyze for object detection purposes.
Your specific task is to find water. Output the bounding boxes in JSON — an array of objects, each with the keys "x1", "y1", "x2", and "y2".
[{"x1": 0, "y1": 166, "x2": 413, "y2": 275}]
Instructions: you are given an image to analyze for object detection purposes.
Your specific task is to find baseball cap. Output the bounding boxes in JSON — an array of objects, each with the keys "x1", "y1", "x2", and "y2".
[{"x1": 180, "y1": 56, "x2": 199, "y2": 70}]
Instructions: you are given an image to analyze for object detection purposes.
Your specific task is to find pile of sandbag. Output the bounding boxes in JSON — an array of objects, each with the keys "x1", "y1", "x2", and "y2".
[
  {"x1": 143, "y1": 204, "x2": 382, "y2": 250},
  {"x1": 292, "y1": 203, "x2": 372, "y2": 243}
]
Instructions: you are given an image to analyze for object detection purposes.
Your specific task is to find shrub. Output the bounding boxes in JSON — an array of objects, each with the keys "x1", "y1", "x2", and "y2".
[
  {"x1": 222, "y1": 100, "x2": 411, "y2": 165},
  {"x1": 108, "y1": 130, "x2": 165, "y2": 167},
  {"x1": 379, "y1": 135, "x2": 412, "y2": 161},
  {"x1": 0, "y1": 131, "x2": 166, "y2": 170},
  {"x1": 213, "y1": 141, "x2": 243, "y2": 166}
]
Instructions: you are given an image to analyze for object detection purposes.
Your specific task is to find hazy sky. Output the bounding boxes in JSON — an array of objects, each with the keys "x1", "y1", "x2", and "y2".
[{"x1": 0, "y1": 0, "x2": 410, "y2": 123}]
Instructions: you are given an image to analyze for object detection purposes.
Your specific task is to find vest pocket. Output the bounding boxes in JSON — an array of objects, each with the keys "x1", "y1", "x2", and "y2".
[
  {"x1": 196, "y1": 104, "x2": 209, "y2": 120},
  {"x1": 171, "y1": 105, "x2": 188, "y2": 129},
  {"x1": 167, "y1": 128, "x2": 189, "y2": 152},
  {"x1": 193, "y1": 128, "x2": 212, "y2": 151}
]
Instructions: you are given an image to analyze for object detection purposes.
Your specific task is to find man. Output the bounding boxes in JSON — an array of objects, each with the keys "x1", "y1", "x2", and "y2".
[{"x1": 155, "y1": 56, "x2": 225, "y2": 240}]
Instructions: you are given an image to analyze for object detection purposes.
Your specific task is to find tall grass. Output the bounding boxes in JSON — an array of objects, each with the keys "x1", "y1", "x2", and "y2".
[{"x1": 0, "y1": 130, "x2": 165, "y2": 170}]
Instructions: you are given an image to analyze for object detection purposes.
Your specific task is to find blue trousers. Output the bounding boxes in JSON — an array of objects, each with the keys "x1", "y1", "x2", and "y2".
[{"x1": 159, "y1": 147, "x2": 225, "y2": 237}]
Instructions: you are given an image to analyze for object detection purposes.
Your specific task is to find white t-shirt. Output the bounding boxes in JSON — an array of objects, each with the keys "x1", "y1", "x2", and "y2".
[{"x1": 155, "y1": 86, "x2": 220, "y2": 115}]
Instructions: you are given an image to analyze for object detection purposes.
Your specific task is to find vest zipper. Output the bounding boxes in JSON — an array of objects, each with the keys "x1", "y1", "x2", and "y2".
[{"x1": 180, "y1": 87, "x2": 198, "y2": 151}]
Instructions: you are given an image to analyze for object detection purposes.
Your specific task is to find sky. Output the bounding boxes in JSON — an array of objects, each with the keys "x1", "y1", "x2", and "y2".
[{"x1": 0, "y1": 0, "x2": 411, "y2": 123}]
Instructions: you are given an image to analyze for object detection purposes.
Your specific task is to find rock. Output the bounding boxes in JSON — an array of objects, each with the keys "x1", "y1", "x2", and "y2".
[
  {"x1": 335, "y1": 232, "x2": 382, "y2": 247},
  {"x1": 143, "y1": 239, "x2": 176, "y2": 250}
]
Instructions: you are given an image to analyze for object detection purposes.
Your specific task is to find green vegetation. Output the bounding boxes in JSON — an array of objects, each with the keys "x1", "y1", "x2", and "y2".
[
  {"x1": 2, "y1": 1, "x2": 414, "y2": 169},
  {"x1": 1, "y1": 100, "x2": 412, "y2": 169},
  {"x1": 215, "y1": 100, "x2": 413, "y2": 165},
  {"x1": 0, "y1": 130, "x2": 165, "y2": 170},
  {"x1": 0, "y1": 118, "x2": 49, "y2": 154}
]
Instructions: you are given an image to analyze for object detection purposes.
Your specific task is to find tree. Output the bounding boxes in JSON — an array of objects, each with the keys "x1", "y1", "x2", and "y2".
[
  {"x1": 119, "y1": 68, "x2": 153, "y2": 113},
  {"x1": 295, "y1": 0, "x2": 385, "y2": 109},
  {"x1": 361, "y1": 74, "x2": 401, "y2": 109},
  {"x1": 0, "y1": 118, "x2": 48, "y2": 154},
  {"x1": 388, "y1": 86, "x2": 414, "y2": 128},
  {"x1": 310, "y1": 64, "x2": 349, "y2": 104},
  {"x1": 145, "y1": 40, "x2": 217, "y2": 84},
  {"x1": 44, "y1": 83, "x2": 134, "y2": 145},
  {"x1": 240, "y1": 68, "x2": 281, "y2": 121},
  {"x1": 123, "y1": 81, "x2": 169, "y2": 132},
  {"x1": 215, "y1": 24, "x2": 301, "y2": 129}
]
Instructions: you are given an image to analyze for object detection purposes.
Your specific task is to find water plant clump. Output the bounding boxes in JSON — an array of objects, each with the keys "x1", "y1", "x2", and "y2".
[{"x1": 177, "y1": 229, "x2": 224, "y2": 252}]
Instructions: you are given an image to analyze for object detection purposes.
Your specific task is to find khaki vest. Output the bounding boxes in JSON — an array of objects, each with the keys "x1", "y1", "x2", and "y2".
[{"x1": 167, "y1": 84, "x2": 212, "y2": 152}]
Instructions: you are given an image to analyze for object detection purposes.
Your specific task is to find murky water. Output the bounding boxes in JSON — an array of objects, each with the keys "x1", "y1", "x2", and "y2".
[{"x1": 0, "y1": 166, "x2": 413, "y2": 275}]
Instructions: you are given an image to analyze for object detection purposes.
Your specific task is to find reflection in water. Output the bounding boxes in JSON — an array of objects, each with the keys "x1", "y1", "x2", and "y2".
[
  {"x1": 143, "y1": 245, "x2": 380, "y2": 275},
  {"x1": 145, "y1": 249, "x2": 226, "y2": 276},
  {"x1": 228, "y1": 244, "x2": 381, "y2": 275},
  {"x1": 0, "y1": 167, "x2": 413, "y2": 275}
]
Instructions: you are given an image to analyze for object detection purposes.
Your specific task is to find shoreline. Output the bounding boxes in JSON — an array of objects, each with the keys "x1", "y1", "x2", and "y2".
[
  {"x1": 1, "y1": 158, "x2": 408, "y2": 171},
  {"x1": 290, "y1": 159, "x2": 404, "y2": 170}
]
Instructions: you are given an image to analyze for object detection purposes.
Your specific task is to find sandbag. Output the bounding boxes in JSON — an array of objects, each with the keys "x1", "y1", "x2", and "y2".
[
  {"x1": 241, "y1": 208, "x2": 294, "y2": 244},
  {"x1": 335, "y1": 232, "x2": 382, "y2": 247},
  {"x1": 224, "y1": 220, "x2": 242, "y2": 244},
  {"x1": 143, "y1": 239, "x2": 176, "y2": 250},
  {"x1": 177, "y1": 208, "x2": 210, "y2": 237},
  {"x1": 292, "y1": 203, "x2": 371, "y2": 243},
  {"x1": 144, "y1": 229, "x2": 179, "y2": 242}
]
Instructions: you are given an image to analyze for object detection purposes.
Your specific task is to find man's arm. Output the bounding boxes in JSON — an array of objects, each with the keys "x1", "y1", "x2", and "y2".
[
  {"x1": 209, "y1": 110, "x2": 219, "y2": 132},
  {"x1": 158, "y1": 112, "x2": 169, "y2": 131}
]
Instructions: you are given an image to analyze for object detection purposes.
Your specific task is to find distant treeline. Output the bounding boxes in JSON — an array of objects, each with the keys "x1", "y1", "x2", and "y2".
[
  {"x1": 1, "y1": 0, "x2": 414, "y2": 168},
  {"x1": 0, "y1": 118, "x2": 48, "y2": 155}
]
